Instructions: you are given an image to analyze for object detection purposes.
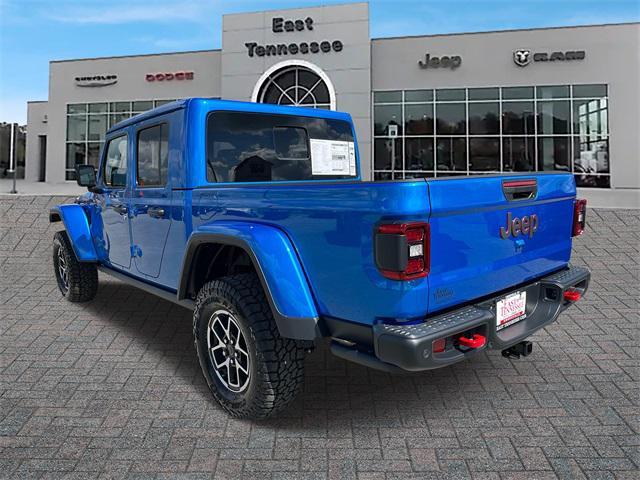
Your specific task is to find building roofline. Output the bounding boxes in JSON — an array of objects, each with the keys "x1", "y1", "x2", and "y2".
[
  {"x1": 223, "y1": 1, "x2": 368, "y2": 18},
  {"x1": 50, "y1": 48, "x2": 221, "y2": 64},
  {"x1": 372, "y1": 21, "x2": 639, "y2": 42},
  {"x1": 27, "y1": 100, "x2": 47, "y2": 104}
]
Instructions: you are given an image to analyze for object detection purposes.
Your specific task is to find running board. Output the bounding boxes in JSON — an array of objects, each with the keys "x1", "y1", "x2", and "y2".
[{"x1": 97, "y1": 266, "x2": 195, "y2": 310}]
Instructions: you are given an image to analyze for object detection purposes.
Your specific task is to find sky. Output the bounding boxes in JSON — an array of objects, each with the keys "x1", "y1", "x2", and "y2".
[{"x1": 0, "y1": 0, "x2": 638, "y2": 124}]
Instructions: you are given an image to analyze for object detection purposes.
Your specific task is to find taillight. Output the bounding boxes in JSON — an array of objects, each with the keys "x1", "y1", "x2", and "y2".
[
  {"x1": 375, "y1": 222, "x2": 430, "y2": 280},
  {"x1": 572, "y1": 199, "x2": 587, "y2": 236}
]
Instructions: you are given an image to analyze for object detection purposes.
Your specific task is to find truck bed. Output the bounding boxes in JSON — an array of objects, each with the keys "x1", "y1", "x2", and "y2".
[{"x1": 190, "y1": 172, "x2": 575, "y2": 326}]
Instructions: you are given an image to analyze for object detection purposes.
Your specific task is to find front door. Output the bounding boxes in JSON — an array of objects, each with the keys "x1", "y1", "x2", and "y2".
[
  {"x1": 130, "y1": 123, "x2": 172, "y2": 278},
  {"x1": 100, "y1": 134, "x2": 132, "y2": 269}
]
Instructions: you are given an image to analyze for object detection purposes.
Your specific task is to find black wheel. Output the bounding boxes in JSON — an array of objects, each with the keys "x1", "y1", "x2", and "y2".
[
  {"x1": 53, "y1": 231, "x2": 98, "y2": 302},
  {"x1": 193, "y1": 273, "x2": 306, "y2": 419}
]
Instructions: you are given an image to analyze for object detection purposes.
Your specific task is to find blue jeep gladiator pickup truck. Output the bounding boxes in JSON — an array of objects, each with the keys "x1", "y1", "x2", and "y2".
[{"x1": 51, "y1": 98, "x2": 590, "y2": 418}]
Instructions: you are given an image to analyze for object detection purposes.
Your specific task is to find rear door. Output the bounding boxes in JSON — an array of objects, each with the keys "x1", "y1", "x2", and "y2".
[
  {"x1": 130, "y1": 122, "x2": 172, "y2": 278},
  {"x1": 426, "y1": 173, "x2": 575, "y2": 313}
]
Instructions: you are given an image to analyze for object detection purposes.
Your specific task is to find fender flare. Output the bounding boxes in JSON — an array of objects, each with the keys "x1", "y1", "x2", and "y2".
[
  {"x1": 49, "y1": 205, "x2": 98, "y2": 262},
  {"x1": 177, "y1": 222, "x2": 321, "y2": 340}
]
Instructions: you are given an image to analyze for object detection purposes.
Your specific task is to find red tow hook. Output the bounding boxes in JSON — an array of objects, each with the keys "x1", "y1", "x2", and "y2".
[
  {"x1": 458, "y1": 333, "x2": 486, "y2": 349},
  {"x1": 563, "y1": 289, "x2": 581, "y2": 302}
]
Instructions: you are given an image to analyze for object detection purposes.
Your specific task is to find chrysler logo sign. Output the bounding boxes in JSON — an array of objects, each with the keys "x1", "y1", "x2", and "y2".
[
  {"x1": 75, "y1": 75, "x2": 117, "y2": 87},
  {"x1": 513, "y1": 49, "x2": 585, "y2": 67}
]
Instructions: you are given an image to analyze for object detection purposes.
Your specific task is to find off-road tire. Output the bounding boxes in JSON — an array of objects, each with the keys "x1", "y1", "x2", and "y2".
[
  {"x1": 53, "y1": 231, "x2": 98, "y2": 302},
  {"x1": 193, "y1": 273, "x2": 306, "y2": 419}
]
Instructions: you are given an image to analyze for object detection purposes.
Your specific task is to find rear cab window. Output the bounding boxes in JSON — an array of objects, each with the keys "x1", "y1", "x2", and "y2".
[{"x1": 206, "y1": 111, "x2": 357, "y2": 183}]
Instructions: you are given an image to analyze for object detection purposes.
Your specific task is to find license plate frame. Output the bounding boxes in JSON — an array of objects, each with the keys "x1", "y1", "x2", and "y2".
[{"x1": 496, "y1": 291, "x2": 527, "y2": 331}]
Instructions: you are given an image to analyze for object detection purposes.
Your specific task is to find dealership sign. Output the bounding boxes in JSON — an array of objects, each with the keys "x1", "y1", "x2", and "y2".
[
  {"x1": 146, "y1": 71, "x2": 194, "y2": 82},
  {"x1": 418, "y1": 53, "x2": 462, "y2": 70},
  {"x1": 75, "y1": 75, "x2": 117, "y2": 87},
  {"x1": 245, "y1": 16, "x2": 343, "y2": 58},
  {"x1": 513, "y1": 49, "x2": 586, "y2": 67}
]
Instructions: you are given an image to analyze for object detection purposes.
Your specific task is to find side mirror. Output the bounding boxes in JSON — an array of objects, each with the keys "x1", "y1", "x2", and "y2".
[{"x1": 75, "y1": 164, "x2": 97, "y2": 188}]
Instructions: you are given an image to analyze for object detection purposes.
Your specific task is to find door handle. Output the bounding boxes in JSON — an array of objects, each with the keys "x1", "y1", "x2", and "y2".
[
  {"x1": 147, "y1": 207, "x2": 165, "y2": 219},
  {"x1": 112, "y1": 204, "x2": 128, "y2": 216}
]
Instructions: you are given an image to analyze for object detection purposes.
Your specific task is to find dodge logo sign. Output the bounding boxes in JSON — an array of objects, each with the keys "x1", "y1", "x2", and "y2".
[{"x1": 513, "y1": 49, "x2": 531, "y2": 67}]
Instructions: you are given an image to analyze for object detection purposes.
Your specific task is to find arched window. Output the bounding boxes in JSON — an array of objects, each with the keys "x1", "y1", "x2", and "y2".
[{"x1": 253, "y1": 61, "x2": 335, "y2": 110}]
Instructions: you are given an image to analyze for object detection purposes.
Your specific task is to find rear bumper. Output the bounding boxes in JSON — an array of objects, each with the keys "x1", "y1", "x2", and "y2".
[{"x1": 330, "y1": 265, "x2": 590, "y2": 372}]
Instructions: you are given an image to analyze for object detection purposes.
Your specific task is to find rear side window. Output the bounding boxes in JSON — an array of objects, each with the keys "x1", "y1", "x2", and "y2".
[
  {"x1": 206, "y1": 111, "x2": 356, "y2": 183},
  {"x1": 137, "y1": 124, "x2": 169, "y2": 187},
  {"x1": 103, "y1": 135, "x2": 128, "y2": 187}
]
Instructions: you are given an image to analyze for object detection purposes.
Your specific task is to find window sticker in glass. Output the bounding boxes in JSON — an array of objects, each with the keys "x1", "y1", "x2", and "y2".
[{"x1": 310, "y1": 138, "x2": 356, "y2": 176}]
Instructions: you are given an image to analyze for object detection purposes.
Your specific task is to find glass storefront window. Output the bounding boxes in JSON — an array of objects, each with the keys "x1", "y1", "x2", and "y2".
[
  {"x1": 405, "y1": 138, "x2": 434, "y2": 171},
  {"x1": 372, "y1": 84, "x2": 609, "y2": 187},
  {"x1": 88, "y1": 115, "x2": 108, "y2": 141},
  {"x1": 87, "y1": 143, "x2": 102, "y2": 168},
  {"x1": 436, "y1": 137, "x2": 466, "y2": 171},
  {"x1": 65, "y1": 99, "x2": 174, "y2": 180},
  {"x1": 66, "y1": 116, "x2": 86, "y2": 141},
  {"x1": 67, "y1": 104, "x2": 87, "y2": 114},
  {"x1": 132, "y1": 100, "x2": 154, "y2": 112},
  {"x1": 502, "y1": 102, "x2": 535, "y2": 135},
  {"x1": 538, "y1": 137, "x2": 570, "y2": 171},
  {"x1": 436, "y1": 89, "x2": 465, "y2": 101},
  {"x1": 469, "y1": 138, "x2": 500, "y2": 171},
  {"x1": 405, "y1": 90, "x2": 433, "y2": 102},
  {"x1": 468, "y1": 87, "x2": 499, "y2": 101},
  {"x1": 374, "y1": 104, "x2": 402, "y2": 136},
  {"x1": 374, "y1": 138, "x2": 401, "y2": 171},
  {"x1": 468, "y1": 102, "x2": 499, "y2": 135},
  {"x1": 503, "y1": 137, "x2": 535, "y2": 171},
  {"x1": 572, "y1": 84, "x2": 607, "y2": 98},
  {"x1": 65, "y1": 143, "x2": 86, "y2": 180},
  {"x1": 536, "y1": 85, "x2": 570, "y2": 99},
  {"x1": 573, "y1": 98, "x2": 607, "y2": 138},
  {"x1": 405, "y1": 104, "x2": 434, "y2": 135},
  {"x1": 436, "y1": 103, "x2": 466, "y2": 135},
  {"x1": 537, "y1": 100, "x2": 570, "y2": 134},
  {"x1": 110, "y1": 102, "x2": 131, "y2": 113},
  {"x1": 374, "y1": 91, "x2": 402, "y2": 103},
  {"x1": 88, "y1": 103, "x2": 108, "y2": 113},
  {"x1": 502, "y1": 87, "x2": 534, "y2": 100}
]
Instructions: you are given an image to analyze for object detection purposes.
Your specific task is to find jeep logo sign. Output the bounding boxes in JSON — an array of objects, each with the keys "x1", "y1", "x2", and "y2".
[
  {"x1": 500, "y1": 212, "x2": 538, "y2": 239},
  {"x1": 418, "y1": 53, "x2": 462, "y2": 70}
]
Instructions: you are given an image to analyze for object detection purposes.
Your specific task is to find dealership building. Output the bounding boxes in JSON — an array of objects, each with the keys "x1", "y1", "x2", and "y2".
[{"x1": 25, "y1": 2, "x2": 639, "y2": 207}]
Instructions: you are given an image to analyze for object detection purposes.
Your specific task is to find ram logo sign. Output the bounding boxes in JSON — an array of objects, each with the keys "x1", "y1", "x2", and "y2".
[
  {"x1": 513, "y1": 49, "x2": 531, "y2": 67},
  {"x1": 513, "y1": 49, "x2": 586, "y2": 67}
]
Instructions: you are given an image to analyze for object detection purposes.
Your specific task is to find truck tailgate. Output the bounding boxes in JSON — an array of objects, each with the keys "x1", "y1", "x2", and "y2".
[{"x1": 426, "y1": 173, "x2": 576, "y2": 314}]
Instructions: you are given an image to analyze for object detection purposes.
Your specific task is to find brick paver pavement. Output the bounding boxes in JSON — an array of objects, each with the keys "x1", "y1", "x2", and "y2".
[{"x1": 0, "y1": 195, "x2": 638, "y2": 479}]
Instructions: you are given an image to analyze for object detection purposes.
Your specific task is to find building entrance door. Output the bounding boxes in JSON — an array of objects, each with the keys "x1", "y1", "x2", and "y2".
[{"x1": 38, "y1": 135, "x2": 46, "y2": 182}]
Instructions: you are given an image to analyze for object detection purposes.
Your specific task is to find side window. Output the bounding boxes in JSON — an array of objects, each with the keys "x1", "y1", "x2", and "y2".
[
  {"x1": 103, "y1": 135, "x2": 128, "y2": 187},
  {"x1": 206, "y1": 112, "x2": 355, "y2": 183},
  {"x1": 137, "y1": 124, "x2": 169, "y2": 187}
]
